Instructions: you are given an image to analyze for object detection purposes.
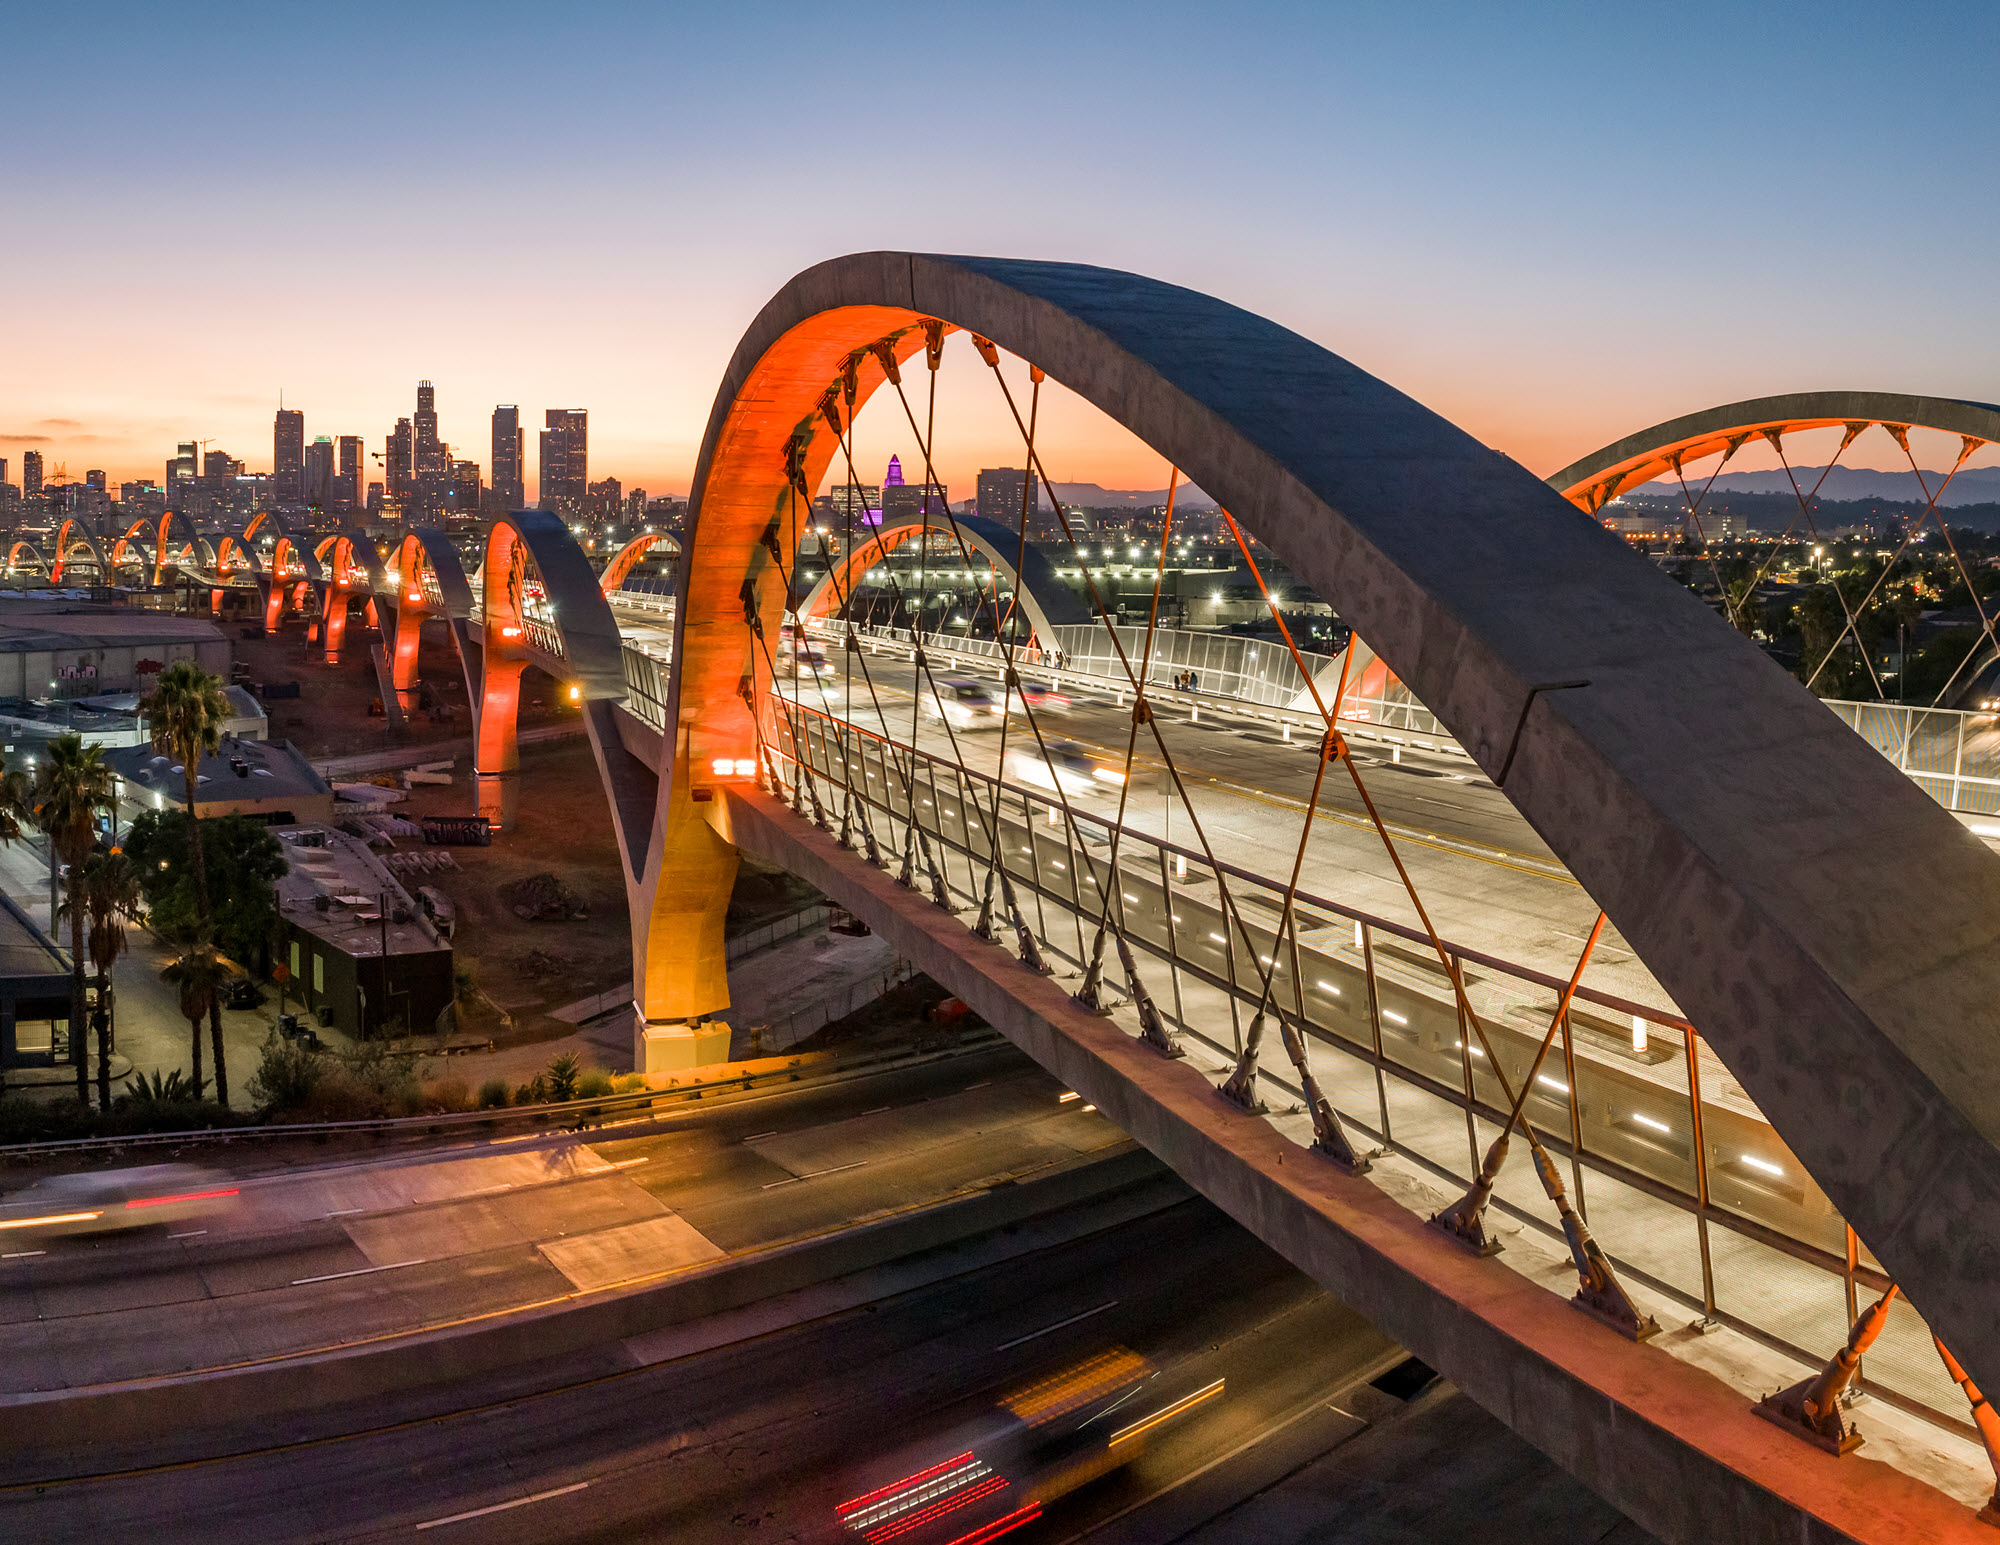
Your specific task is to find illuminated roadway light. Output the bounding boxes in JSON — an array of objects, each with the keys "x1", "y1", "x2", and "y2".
[
  {"x1": 1536, "y1": 1074, "x2": 1568, "y2": 1094},
  {"x1": 1315, "y1": 980, "x2": 1342, "y2": 996},
  {"x1": 1381, "y1": 1009, "x2": 1409, "y2": 1025},
  {"x1": 1208, "y1": 932, "x2": 1225, "y2": 943},
  {"x1": 1631, "y1": 1113, "x2": 1672, "y2": 1135},
  {"x1": 1740, "y1": 1154, "x2": 1785, "y2": 1178},
  {"x1": 1058, "y1": 1091, "x2": 1080, "y2": 1103}
]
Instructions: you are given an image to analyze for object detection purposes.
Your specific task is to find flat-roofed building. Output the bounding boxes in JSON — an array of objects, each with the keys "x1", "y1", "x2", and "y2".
[
  {"x1": 107, "y1": 736, "x2": 332, "y2": 825},
  {"x1": 273, "y1": 826, "x2": 454, "y2": 1038}
]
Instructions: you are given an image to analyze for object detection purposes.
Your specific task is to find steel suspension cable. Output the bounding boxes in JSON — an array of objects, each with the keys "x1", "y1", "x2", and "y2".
[{"x1": 1766, "y1": 431, "x2": 1886, "y2": 698}]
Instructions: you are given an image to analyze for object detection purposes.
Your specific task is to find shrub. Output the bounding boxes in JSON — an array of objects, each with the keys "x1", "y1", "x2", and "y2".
[
  {"x1": 428, "y1": 1077, "x2": 472, "y2": 1113},
  {"x1": 123, "y1": 1068, "x2": 207, "y2": 1106},
  {"x1": 514, "y1": 1076, "x2": 544, "y2": 1106},
  {"x1": 576, "y1": 1068, "x2": 613, "y2": 1099},
  {"x1": 611, "y1": 1072, "x2": 646, "y2": 1093},
  {"x1": 247, "y1": 1032, "x2": 329, "y2": 1115},
  {"x1": 544, "y1": 1052, "x2": 582, "y2": 1102},
  {"x1": 476, "y1": 1078, "x2": 510, "y2": 1109}
]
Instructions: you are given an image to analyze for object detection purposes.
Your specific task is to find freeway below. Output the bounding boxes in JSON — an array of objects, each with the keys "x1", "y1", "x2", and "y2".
[
  {"x1": 0, "y1": 1189, "x2": 1656, "y2": 1545},
  {"x1": 0, "y1": 1036, "x2": 1125, "y2": 1404}
]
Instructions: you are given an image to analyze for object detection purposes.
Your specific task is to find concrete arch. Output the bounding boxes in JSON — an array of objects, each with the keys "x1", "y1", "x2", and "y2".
[
  {"x1": 798, "y1": 508, "x2": 1089, "y2": 644},
  {"x1": 474, "y1": 512, "x2": 625, "y2": 828},
  {"x1": 4, "y1": 541, "x2": 49, "y2": 579},
  {"x1": 599, "y1": 531, "x2": 680, "y2": 594},
  {"x1": 633, "y1": 252, "x2": 2000, "y2": 1408},
  {"x1": 50, "y1": 521, "x2": 108, "y2": 585},
  {"x1": 1548, "y1": 391, "x2": 2000, "y2": 513},
  {"x1": 151, "y1": 511, "x2": 201, "y2": 584},
  {"x1": 385, "y1": 529, "x2": 479, "y2": 720},
  {"x1": 108, "y1": 531, "x2": 152, "y2": 577}
]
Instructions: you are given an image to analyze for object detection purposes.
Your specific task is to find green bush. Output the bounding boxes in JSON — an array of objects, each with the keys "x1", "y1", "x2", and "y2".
[
  {"x1": 514, "y1": 1076, "x2": 544, "y2": 1106},
  {"x1": 544, "y1": 1052, "x2": 582, "y2": 1102},
  {"x1": 428, "y1": 1076, "x2": 472, "y2": 1113},
  {"x1": 247, "y1": 1032, "x2": 329, "y2": 1115},
  {"x1": 576, "y1": 1068, "x2": 613, "y2": 1099},
  {"x1": 476, "y1": 1078, "x2": 510, "y2": 1109},
  {"x1": 611, "y1": 1072, "x2": 646, "y2": 1093}
]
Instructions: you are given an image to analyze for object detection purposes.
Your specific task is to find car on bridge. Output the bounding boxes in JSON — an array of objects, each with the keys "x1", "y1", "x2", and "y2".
[
  {"x1": 1006, "y1": 740, "x2": 1124, "y2": 799},
  {"x1": 924, "y1": 678, "x2": 1008, "y2": 731},
  {"x1": 0, "y1": 1163, "x2": 240, "y2": 1237}
]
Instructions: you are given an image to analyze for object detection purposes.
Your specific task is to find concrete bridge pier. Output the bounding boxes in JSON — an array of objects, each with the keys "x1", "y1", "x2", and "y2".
[{"x1": 474, "y1": 651, "x2": 527, "y2": 830}]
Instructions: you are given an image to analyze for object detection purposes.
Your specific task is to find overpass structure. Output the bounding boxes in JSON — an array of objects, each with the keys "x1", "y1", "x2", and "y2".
[
  {"x1": 553, "y1": 258, "x2": 2000, "y2": 1543},
  {"x1": 9, "y1": 264, "x2": 2000, "y2": 1538}
]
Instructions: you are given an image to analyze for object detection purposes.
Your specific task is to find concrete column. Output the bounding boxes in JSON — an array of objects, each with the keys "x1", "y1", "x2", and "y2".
[
  {"x1": 474, "y1": 653, "x2": 528, "y2": 830},
  {"x1": 635, "y1": 1015, "x2": 731, "y2": 1074}
]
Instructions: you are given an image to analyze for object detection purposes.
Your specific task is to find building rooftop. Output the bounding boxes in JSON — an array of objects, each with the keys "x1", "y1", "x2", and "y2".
[
  {"x1": 106, "y1": 736, "x2": 327, "y2": 811},
  {"x1": 0, "y1": 599, "x2": 227, "y2": 650},
  {"x1": 273, "y1": 827, "x2": 445, "y2": 960}
]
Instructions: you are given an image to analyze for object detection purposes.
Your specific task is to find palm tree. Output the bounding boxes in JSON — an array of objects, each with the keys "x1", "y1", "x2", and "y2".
[
  {"x1": 35, "y1": 733, "x2": 112, "y2": 1108},
  {"x1": 0, "y1": 765, "x2": 29, "y2": 1099},
  {"x1": 76, "y1": 851, "x2": 141, "y2": 1113},
  {"x1": 159, "y1": 923, "x2": 225, "y2": 1103},
  {"x1": 141, "y1": 661, "x2": 232, "y2": 1105}
]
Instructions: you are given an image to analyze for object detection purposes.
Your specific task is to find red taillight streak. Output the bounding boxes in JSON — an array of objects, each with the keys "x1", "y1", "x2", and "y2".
[
  {"x1": 125, "y1": 1189, "x2": 239, "y2": 1210},
  {"x1": 839, "y1": 1452, "x2": 976, "y2": 1516},
  {"x1": 942, "y1": 1502, "x2": 1042, "y2": 1545},
  {"x1": 864, "y1": 1477, "x2": 1008, "y2": 1544}
]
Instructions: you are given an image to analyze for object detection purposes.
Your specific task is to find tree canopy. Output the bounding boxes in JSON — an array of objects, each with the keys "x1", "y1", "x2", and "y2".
[{"x1": 124, "y1": 810, "x2": 289, "y2": 970}]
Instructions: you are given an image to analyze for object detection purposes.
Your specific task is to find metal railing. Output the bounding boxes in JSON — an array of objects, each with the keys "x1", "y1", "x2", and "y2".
[
  {"x1": 1823, "y1": 698, "x2": 2000, "y2": 816},
  {"x1": 760, "y1": 696, "x2": 1967, "y2": 1436}
]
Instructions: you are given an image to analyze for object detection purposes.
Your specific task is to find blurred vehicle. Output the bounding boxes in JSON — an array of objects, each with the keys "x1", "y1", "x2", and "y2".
[
  {"x1": 834, "y1": 1348, "x2": 1221, "y2": 1543},
  {"x1": 924, "y1": 678, "x2": 1007, "y2": 731},
  {"x1": 1007, "y1": 681, "x2": 1072, "y2": 715},
  {"x1": 1006, "y1": 740, "x2": 1126, "y2": 799},
  {"x1": 0, "y1": 1164, "x2": 240, "y2": 1238},
  {"x1": 222, "y1": 977, "x2": 264, "y2": 1010}
]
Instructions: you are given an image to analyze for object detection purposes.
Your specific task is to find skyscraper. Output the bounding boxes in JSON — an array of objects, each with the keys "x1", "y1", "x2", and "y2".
[
  {"x1": 490, "y1": 406, "x2": 524, "y2": 510},
  {"x1": 449, "y1": 461, "x2": 482, "y2": 523},
  {"x1": 385, "y1": 419, "x2": 413, "y2": 505},
  {"x1": 411, "y1": 381, "x2": 448, "y2": 522},
  {"x1": 336, "y1": 435, "x2": 364, "y2": 512},
  {"x1": 22, "y1": 451, "x2": 43, "y2": 499},
  {"x1": 975, "y1": 467, "x2": 1036, "y2": 523},
  {"x1": 538, "y1": 409, "x2": 587, "y2": 512},
  {"x1": 274, "y1": 409, "x2": 305, "y2": 503},
  {"x1": 304, "y1": 437, "x2": 336, "y2": 507}
]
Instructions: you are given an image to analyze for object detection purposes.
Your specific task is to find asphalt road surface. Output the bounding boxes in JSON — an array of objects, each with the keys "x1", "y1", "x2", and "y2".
[{"x1": 0, "y1": 1191, "x2": 1651, "y2": 1544}]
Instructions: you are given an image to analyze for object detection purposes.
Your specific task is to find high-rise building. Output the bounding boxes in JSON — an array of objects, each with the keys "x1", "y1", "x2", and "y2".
[
  {"x1": 304, "y1": 437, "x2": 336, "y2": 507},
  {"x1": 538, "y1": 409, "x2": 587, "y2": 512},
  {"x1": 385, "y1": 419, "x2": 413, "y2": 504},
  {"x1": 84, "y1": 469, "x2": 106, "y2": 494},
  {"x1": 490, "y1": 406, "x2": 524, "y2": 510},
  {"x1": 449, "y1": 460, "x2": 482, "y2": 523},
  {"x1": 0, "y1": 458, "x2": 7, "y2": 492},
  {"x1": 168, "y1": 442, "x2": 197, "y2": 486},
  {"x1": 881, "y1": 455, "x2": 947, "y2": 525},
  {"x1": 336, "y1": 435, "x2": 364, "y2": 512},
  {"x1": 975, "y1": 467, "x2": 1037, "y2": 525},
  {"x1": 274, "y1": 408, "x2": 305, "y2": 503},
  {"x1": 409, "y1": 381, "x2": 448, "y2": 522},
  {"x1": 22, "y1": 451, "x2": 43, "y2": 499}
]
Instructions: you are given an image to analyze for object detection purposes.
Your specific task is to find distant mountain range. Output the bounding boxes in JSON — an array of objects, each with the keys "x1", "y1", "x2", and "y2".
[
  {"x1": 1047, "y1": 481, "x2": 1218, "y2": 509},
  {"x1": 1635, "y1": 466, "x2": 2000, "y2": 507}
]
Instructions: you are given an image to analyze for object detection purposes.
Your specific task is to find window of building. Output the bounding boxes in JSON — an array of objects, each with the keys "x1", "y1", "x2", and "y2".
[{"x1": 312, "y1": 954, "x2": 324, "y2": 993}]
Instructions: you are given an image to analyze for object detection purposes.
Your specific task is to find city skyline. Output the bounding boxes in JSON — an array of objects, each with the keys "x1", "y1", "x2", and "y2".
[{"x1": 9, "y1": 4, "x2": 2000, "y2": 501}]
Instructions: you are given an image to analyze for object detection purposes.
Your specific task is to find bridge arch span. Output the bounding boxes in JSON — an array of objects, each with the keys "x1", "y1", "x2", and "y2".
[
  {"x1": 476, "y1": 512, "x2": 625, "y2": 828},
  {"x1": 598, "y1": 531, "x2": 679, "y2": 594},
  {"x1": 4, "y1": 540, "x2": 49, "y2": 580},
  {"x1": 384, "y1": 529, "x2": 479, "y2": 723},
  {"x1": 798, "y1": 507, "x2": 1089, "y2": 644},
  {"x1": 50, "y1": 520, "x2": 109, "y2": 585},
  {"x1": 1548, "y1": 390, "x2": 2000, "y2": 513},
  {"x1": 613, "y1": 253, "x2": 2000, "y2": 1434}
]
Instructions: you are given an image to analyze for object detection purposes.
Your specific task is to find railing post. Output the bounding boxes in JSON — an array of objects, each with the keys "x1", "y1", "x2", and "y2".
[
  {"x1": 1684, "y1": 1023, "x2": 1719, "y2": 1327},
  {"x1": 1361, "y1": 922, "x2": 1392, "y2": 1145}
]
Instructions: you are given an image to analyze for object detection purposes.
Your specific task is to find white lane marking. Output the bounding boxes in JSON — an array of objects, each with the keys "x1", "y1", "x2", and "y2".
[
  {"x1": 994, "y1": 1300, "x2": 1119, "y2": 1351},
  {"x1": 413, "y1": 1480, "x2": 591, "y2": 1531},
  {"x1": 862, "y1": 1106, "x2": 893, "y2": 1116},
  {"x1": 326, "y1": 1208, "x2": 366, "y2": 1217},
  {"x1": 470, "y1": 1184, "x2": 512, "y2": 1195},
  {"x1": 761, "y1": 1160, "x2": 868, "y2": 1191},
  {"x1": 962, "y1": 1082, "x2": 990, "y2": 1091},
  {"x1": 291, "y1": 1259, "x2": 425, "y2": 1286},
  {"x1": 742, "y1": 1131, "x2": 777, "y2": 1142},
  {"x1": 611, "y1": 1157, "x2": 651, "y2": 1168},
  {"x1": 2, "y1": 1250, "x2": 45, "y2": 1260},
  {"x1": 169, "y1": 1230, "x2": 208, "y2": 1239}
]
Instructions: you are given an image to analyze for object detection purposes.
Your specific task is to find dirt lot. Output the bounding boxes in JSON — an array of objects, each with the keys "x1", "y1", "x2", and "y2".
[
  {"x1": 228, "y1": 606, "x2": 576, "y2": 760},
  {"x1": 372, "y1": 737, "x2": 630, "y2": 1044}
]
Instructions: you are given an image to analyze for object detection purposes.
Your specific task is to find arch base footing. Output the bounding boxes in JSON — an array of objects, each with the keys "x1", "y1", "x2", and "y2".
[{"x1": 636, "y1": 1015, "x2": 732, "y2": 1074}]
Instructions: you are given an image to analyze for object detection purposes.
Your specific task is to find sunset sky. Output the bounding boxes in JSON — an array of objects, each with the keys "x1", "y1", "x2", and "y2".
[{"x1": 10, "y1": 2, "x2": 2000, "y2": 500}]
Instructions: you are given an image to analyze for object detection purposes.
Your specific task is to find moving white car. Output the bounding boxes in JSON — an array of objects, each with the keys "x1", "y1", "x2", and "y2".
[{"x1": 923, "y1": 678, "x2": 1008, "y2": 731}]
